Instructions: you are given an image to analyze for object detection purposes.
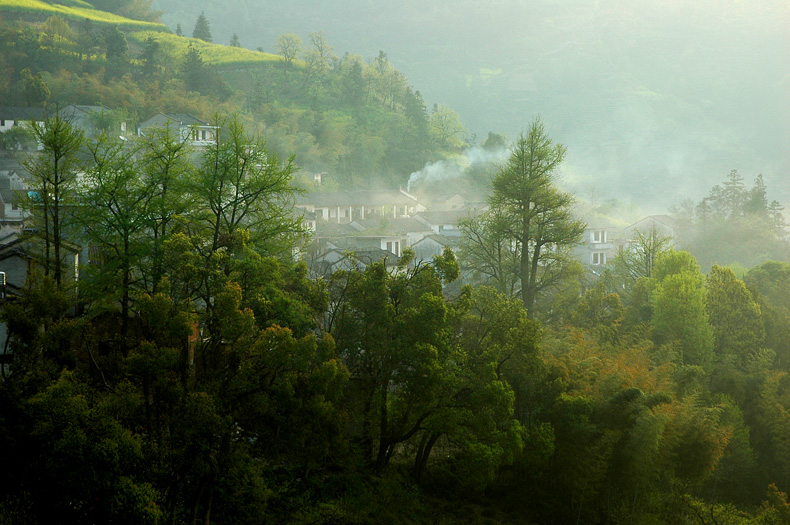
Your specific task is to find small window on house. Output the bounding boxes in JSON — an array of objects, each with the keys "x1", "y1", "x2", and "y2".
[
  {"x1": 386, "y1": 241, "x2": 394, "y2": 254},
  {"x1": 591, "y1": 252, "x2": 606, "y2": 265},
  {"x1": 1, "y1": 120, "x2": 5, "y2": 126}
]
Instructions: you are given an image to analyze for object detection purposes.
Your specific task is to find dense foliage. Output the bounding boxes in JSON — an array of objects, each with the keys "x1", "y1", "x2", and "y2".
[
  {"x1": 2, "y1": 4, "x2": 790, "y2": 523},
  {"x1": 2, "y1": 117, "x2": 790, "y2": 524}
]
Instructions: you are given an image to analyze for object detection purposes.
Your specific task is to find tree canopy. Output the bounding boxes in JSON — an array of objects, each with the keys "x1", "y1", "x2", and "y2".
[{"x1": 461, "y1": 117, "x2": 585, "y2": 318}]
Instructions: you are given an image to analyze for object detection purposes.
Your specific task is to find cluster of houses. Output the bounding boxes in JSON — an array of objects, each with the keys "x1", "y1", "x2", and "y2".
[
  {"x1": 0, "y1": 105, "x2": 218, "y2": 149},
  {"x1": 296, "y1": 184, "x2": 677, "y2": 277},
  {"x1": 0, "y1": 104, "x2": 677, "y2": 298},
  {"x1": 296, "y1": 188, "x2": 483, "y2": 275}
]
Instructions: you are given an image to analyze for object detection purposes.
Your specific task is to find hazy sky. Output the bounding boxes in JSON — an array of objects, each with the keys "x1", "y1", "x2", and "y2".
[{"x1": 157, "y1": 0, "x2": 790, "y2": 211}]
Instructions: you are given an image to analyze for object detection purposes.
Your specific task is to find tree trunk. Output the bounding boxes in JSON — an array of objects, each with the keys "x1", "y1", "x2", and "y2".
[
  {"x1": 53, "y1": 176, "x2": 61, "y2": 285},
  {"x1": 374, "y1": 387, "x2": 389, "y2": 474},
  {"x1": 413, "y1": 432, "x2": 441, "y2": 483}
]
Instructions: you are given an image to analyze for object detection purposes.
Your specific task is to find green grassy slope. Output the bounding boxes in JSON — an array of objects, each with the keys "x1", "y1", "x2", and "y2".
[
  {"x1": 129, "y1": 31, "x2": 282, "y2": 68},
  {"x1": 0, "y1": 0, "x2": 167, "y2": 30}
]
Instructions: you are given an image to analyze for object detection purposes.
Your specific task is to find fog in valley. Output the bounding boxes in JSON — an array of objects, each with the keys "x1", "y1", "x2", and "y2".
[{"x1": 155, "y1": 0, "x2": 790, "y2": 211}]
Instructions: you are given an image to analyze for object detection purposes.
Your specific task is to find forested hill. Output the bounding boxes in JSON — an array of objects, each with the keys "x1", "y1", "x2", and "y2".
[
  {"x1": 152, "y1": 0, "x2": 790, "y2": 208},
  {"x1": 0, "y1": 0, "x2": 468, "y2": 188}
]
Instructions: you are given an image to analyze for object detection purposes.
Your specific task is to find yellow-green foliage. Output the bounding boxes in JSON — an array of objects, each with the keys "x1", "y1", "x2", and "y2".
[
  {"x1": 51, "y1": 0, "x2": 93, "y2": 8},
  {"x1": 130, "y1": 31, "x2": 284, "y2": 68},
  {"x1": 0, "y1": 0, "x2": 167, "y2": 31}
]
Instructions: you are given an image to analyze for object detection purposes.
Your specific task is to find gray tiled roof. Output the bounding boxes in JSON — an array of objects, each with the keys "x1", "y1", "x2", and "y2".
[
  {"x1": 0, "y1": 107, "x2": 46, "y2": 121},
  {"x1": 414, "y1": 234, "x2": 461, "y2": 248},
  {"x1": 298, "y1": 189, "x2": 419, "y2": 207},
  {"x1": 0, "y1": 188, "x2": 21, "y2": 203},
  {"x1": 139, "y1": 113, "x2": 210, "y2": 128},
  {"x1": 415, "y1": 209, "x2": 475, "y2": 225},
  {"x1": 351, "y1": 217, "x2": 432, "y2": 235}
]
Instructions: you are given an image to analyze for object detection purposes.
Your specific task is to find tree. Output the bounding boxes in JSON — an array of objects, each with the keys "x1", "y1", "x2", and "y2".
[
  {"x1": 136, "y1": 124, "x2": 193, "y2": 295},
  {"x1": 24, "y1": 114, "x2": 85, "y2": 285},
  {"x1": 614, "y1": 225, "x2": 673, "y2": 282},
  {"x1": 181, "y1": 42, "x2": 204, "y2": 93},
  {"x1": 745, "y1": 261, "x2": 790, "y2": 367},
  {"x1": 42, "y1": 15, "x2": 73, "y2": 45},
  {"x1": 229, "y1": 33, "x2": 240, "y2": 47},
  {"x1": 706, "y1": 265, "x2": 764, "y2": 365},
  {"x1": 276, "y1": 33, "x2": 303, "y2": 85},
  {"x1": 300, "y1": 31, "x2": 335, "y2": 102},
  {"x1": 189, "y1": 116, "x2": 303, "y2": 321},
  {"x1": 175, "y1": 23, "x2": 182, "y2": 36},
  {"x1": 462, "y1": 117, "x2": 585, "y2": 318},
  {"x1": 76, "y1": 18, "x2": 101, "y2": 60},
  {"x1": 329, "y1": 250, "x2": 462, "y2": 474},
  {"x1": 460, "y1": 207, "x2": 521, "y2": 296},
  {"x1": 482, "y1": 131, "x2": 508, "y2": 151},
  {"x1": 671, "y1": 171, "x2": 790, "y2": 270},
  {"x1": 140, "y1": 35, "x2": 161, "y2": 78},
  {"x1": 18, "y1": 68, "x2": 49, "y2": 107},
  {"x1": 104, "y1": 26, "x2": 129, "y2": 79},
  {"x1": 429, "y1": 104, "x2": 467, "y2": 152},
  {"x1": 415, "y1": 286, "x2": 541, "y2": 487},
  {"x1": 104, "y1": 25, "x2": 128, "y2": 61},
  {"x1": 650, "y1": 251, "x2": 714, "y2": 368},
  {"x1": 78, "y1": 135, "x2": 154, "y2": 336},
  {"x1": 192, "y1": 12, "x2": 212, "y2": 42}
]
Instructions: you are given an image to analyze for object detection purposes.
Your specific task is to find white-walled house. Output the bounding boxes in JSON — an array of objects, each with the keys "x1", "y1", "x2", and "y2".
[
  {"x1": 296, "y1": 189, "x2": 426, "y2": 224},
  {"x1": 0, "y1": 107, "x2": 45, "y2": 134},
  {"x1": 0, "y1": 162, "x2": 29, "y2": 224},
  {"x1": 138, "y1": 113, "x2": 218, "y2": 147},
  {"x1": 573, "y1": 226, "x2": 619, "y2": 267}
]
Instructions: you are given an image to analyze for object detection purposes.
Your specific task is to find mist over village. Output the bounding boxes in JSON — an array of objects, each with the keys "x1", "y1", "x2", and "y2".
[{"x1": 0, "y1": 1, "x2": 789, "y2": 523}]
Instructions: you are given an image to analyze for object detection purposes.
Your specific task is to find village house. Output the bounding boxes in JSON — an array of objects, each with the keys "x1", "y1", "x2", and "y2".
[
  {"x1": 624, "y1": 215, "x2": 676, "y2": 241},
  {"x1": 296, "y1": 189, "x2": 426, "y2": 224},
  {"x1": 573, "y1": 226, "x2": 620, "y2": 267},
  {"x1": 311, "y1": 247, "x2": 401, "y2": 277},
  {"x1": 412, "y1": 234, "x2": 461, "y2": 265},
  {"x1": 426, "y1": 192, "x2": 466, "y2": 211},
  {"x1": 0, "y1": 107, "x2": 45, "y2": 134},
  {"x1": 57, "y1": 104, "x2": 132, "y2": 139},
  {"x1": 137, "y1": 113, "x2": 218, "y2": 147},
  {"x1": 0, "y1": 230, "x2": 81, "y2": 295},
  {"x1": 414, "y1": 209, "x2": 473, "y2": 237},
  {"x1": 0, "y1": 105, "x2": 133, "y2": 149}
]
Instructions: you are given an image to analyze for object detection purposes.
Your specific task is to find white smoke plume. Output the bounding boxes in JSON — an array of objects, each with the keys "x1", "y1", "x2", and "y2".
[{"x1": 407, "y1": 146, "x2": 509, "y2": 192}]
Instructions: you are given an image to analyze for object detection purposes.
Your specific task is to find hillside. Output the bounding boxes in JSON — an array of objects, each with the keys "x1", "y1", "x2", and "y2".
[
  {"x1": 0, "y1": 0, "x2": 465, "y2": 188},
  {"x1": 0, "y1": 0, "x2": 167, "y2": 31},
  {"x1": 152, "y1": 0, "x2": 790, "y2": 210}
]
